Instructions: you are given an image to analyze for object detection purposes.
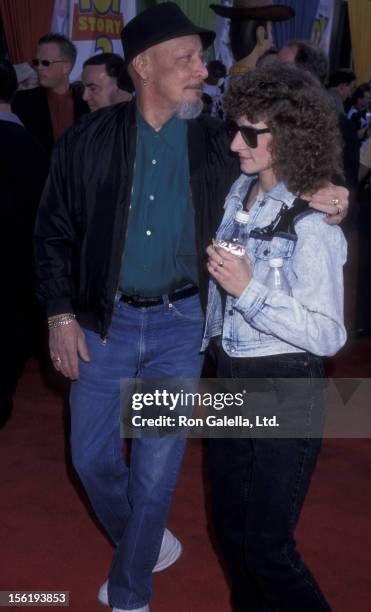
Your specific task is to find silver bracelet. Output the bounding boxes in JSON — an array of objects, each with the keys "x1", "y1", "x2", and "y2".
[{"x1": 48, "y1": 314, "x2": 76, "y2": 330}]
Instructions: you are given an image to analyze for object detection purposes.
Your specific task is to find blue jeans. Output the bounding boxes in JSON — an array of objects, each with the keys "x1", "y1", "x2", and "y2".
[
  {"x1": 70, "y1": 294, "x2": 204, "y2": 609},
  {"x1": 208, "y1": 350, "x2": 331, "y2": 612}
]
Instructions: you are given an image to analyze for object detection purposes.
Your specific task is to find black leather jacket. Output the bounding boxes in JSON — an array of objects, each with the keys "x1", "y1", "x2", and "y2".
[{"x1": 34, "y1": 100, "x2": 239, "y2": 337}]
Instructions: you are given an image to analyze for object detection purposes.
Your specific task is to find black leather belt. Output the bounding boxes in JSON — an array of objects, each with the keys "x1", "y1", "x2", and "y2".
[{"x1": 120, "y1": 286, "x2": 198, "y2": 308}]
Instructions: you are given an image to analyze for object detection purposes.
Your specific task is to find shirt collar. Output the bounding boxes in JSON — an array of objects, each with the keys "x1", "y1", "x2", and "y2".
[
  {"x1": 136, "y1": 107, "x2": 186, "y2": 149},
  {"x1": 0, "y1": 111, "x2": 24, "y2": 127}
]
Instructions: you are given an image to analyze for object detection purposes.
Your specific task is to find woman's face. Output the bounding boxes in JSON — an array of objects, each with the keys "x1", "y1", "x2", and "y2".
[{"x1": 230, "y1": 116, "x2": 273, "y2": 176}]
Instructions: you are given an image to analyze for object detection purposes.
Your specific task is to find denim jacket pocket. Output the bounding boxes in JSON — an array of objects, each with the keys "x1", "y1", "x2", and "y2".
[{"x1": 248, "y1": 236, "x2": 296, "y2": 262}]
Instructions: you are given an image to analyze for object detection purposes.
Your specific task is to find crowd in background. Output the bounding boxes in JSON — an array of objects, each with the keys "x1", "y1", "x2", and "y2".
[{"x1": 2, "y1": 27, "x2": 371, "y2": 427}]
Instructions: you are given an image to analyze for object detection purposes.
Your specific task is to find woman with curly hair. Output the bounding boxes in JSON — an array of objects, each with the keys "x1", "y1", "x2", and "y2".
[{"x1": 202, "y1": 64, "x2": 347, "y2": 611}]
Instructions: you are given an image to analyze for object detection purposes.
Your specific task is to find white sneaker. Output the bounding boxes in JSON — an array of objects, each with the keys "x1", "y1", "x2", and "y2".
[
  {"x1": 112, "y1": 607, "x2": 149, "y2": 612},
  {"x1": 153, "y1": 527, "x2": 182, "y2": 573},
  {"x1": 98, "y1": 529, "x2": 182, "y2": 606}
]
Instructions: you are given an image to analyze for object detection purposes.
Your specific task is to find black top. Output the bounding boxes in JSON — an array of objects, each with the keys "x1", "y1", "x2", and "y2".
[
  {"x1": 12, "y1": 85, "x2": 89, "y2": 156},
  {"x1": 0, "y1": 120, "x2": 48, "y2": 312}
]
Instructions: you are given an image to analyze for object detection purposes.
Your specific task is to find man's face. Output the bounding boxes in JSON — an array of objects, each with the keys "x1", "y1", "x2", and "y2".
[
  {"x1": 34, "y1": 43, "x2": 71, "y2": 89},
  {"x1": 339, "y1": 80, "x2": 356, "y2": 102},
  {"x1": 277, "y1": 45, "x2": 297, "y2": 65},
  {"x1": 82, "y1": 64, "x2": 127, "y2": 111},
  {"x1": 144, "y1": 35, "x2": 208, "y2": 114},
  {"x1": 357, "y1": 91, "x2": 371, "y2": 111}
]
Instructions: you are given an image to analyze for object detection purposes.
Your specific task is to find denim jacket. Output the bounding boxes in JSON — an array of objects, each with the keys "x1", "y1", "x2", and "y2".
[{"x1": 201, "y1": 174, "x2": 347, "y2": 358}]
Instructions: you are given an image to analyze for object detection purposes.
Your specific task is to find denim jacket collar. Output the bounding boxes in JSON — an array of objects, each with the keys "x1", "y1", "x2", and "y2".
[{"x1": 224, "y1": 174, "x2": 297, "y2": 211}]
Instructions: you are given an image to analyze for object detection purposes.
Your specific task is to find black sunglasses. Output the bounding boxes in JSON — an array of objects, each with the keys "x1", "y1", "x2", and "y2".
[
  {"x1": 32, "y1": 58, "x2": 66, "y2": 67},
  {"x1": 227, "y1": 121, "x2": 271, "y2": 148}
]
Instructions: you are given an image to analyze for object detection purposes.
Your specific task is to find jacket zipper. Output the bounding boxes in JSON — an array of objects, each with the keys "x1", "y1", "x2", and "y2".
[{"x1": 101, "y1": 115, "x2": 138, "y2": 339}]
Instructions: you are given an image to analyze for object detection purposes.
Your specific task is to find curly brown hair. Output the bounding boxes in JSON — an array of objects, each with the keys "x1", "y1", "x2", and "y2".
[{"x1": 224, "y1": 63, "x2": 343, "y2": 195}]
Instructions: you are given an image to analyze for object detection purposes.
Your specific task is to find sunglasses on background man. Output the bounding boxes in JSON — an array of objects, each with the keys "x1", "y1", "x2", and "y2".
[{"x1": 31, "y1": 59, "x2": 67, "y2": 68}]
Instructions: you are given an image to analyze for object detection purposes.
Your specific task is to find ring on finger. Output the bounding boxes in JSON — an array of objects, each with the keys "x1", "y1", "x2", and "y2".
[
  {"x1": 218, "y1": 258, "x2": 224, "y2": 267},
  {"x1": 330, "y1": 198, "x2": 342, "y2": 215},
  {"x1": 52, "y1": 356, "x2": 62, "y2": 364}
]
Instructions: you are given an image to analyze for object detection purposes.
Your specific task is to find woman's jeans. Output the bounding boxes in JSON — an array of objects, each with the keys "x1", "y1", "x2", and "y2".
[
  {"x1": 208, "y1": 349, "x2": 331, "y2": 612},
  {"x1": 70, "y1": 294, "x2": 204, "y2": 609}
]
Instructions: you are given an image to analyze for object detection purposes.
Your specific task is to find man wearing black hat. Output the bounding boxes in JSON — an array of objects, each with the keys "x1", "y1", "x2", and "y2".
[
  {"x1": 34, "y1": 3, "x2": 348, "y2": 611},
  {"x1": 34, "y1": 4, "x2": 229, "y2": 612}
]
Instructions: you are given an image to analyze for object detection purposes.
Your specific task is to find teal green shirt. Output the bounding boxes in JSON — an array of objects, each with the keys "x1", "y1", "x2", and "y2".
[{"x1": 119, "y1": 110, "x2": 197, "y2": 296}]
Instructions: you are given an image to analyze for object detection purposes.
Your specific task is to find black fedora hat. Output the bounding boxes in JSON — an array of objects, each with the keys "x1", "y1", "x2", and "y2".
[
  {"x1": 121, "y1": 2, "x2": 215, "y2": 64},
  {"x1": 210, "y1": 0, "x2": 294, "y2": 22}
]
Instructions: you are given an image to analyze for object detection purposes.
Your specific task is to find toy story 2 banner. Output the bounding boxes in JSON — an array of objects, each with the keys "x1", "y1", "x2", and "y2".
[{"x1": 51, "y1": 0, "x2": 136, "y2": 81}]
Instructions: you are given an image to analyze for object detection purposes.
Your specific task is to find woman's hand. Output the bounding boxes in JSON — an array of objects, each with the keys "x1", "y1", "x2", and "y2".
[{"x1": 206, "y1": 245, "x2": 252, "y2": 298}]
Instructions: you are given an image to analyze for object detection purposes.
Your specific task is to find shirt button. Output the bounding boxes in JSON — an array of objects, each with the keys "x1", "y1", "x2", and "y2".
[
  {"x1": 152, "y1": 159, "x2": 157, "y2": 165},
  {"x1": 149, "y1": 195, "x2": 155, "y2": 201},
  {"x1": 230, "y1": 346, "x2": 236, "y2": 353},
  {"x1": 146, "y1": 230, "x2": 152, "y2": 236}
]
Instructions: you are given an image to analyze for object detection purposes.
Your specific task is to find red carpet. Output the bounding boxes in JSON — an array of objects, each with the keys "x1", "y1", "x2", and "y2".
[
  {"x1": 1, "y1": 231, "x2": 371, "y2": 611},
  {"x1": 1, "y1": 343, "x2": 371, "y2": 611}
]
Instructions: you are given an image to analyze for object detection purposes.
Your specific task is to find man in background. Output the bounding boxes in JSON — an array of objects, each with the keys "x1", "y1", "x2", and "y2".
[
  {"x1": 278, "y1": 39, "x2": 329, "y2": 85},
  {"x1": 328, "y1": 68, "x2": 357, "y2": 114},
  {"x1": 202, "y1": 59, "x2": 226, "y2": 118},
  {"x1": 82, "y1": 53, "x2": 134, "y2": 112},
  {"x1": 347, "y1": 83, "x2": 371, "y2": 140},
  {"x1": 12, "y1": 33, "x2": 88, "y2": 154},
  {"x1": 0, "y1": 60, "x2": 48, "y2": 428}
]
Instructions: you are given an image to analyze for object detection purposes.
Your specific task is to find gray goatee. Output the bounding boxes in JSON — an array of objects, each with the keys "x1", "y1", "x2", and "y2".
[{"x1": 176, "y1": 98, "x2": 203, "y2": 119}]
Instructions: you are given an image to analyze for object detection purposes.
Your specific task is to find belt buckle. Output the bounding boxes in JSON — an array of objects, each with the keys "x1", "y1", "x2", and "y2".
[
  {"x1": 131, "y1": 296, "x2": 147, "y2": 307},
  {"x1": 132, "y1": 295, "x2": 162, "y2": 307}
]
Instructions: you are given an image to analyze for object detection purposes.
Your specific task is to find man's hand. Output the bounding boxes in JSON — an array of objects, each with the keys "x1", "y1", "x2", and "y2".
[
  {"x1": 49, "y1": 319, "x2": 90, "y2": 380},
  {"x1": 206, "y1": 245, "x2": 252, "y2": 298},
  {"x1": 303, "y1": 184, "x2": 349, "y2": 225}
]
